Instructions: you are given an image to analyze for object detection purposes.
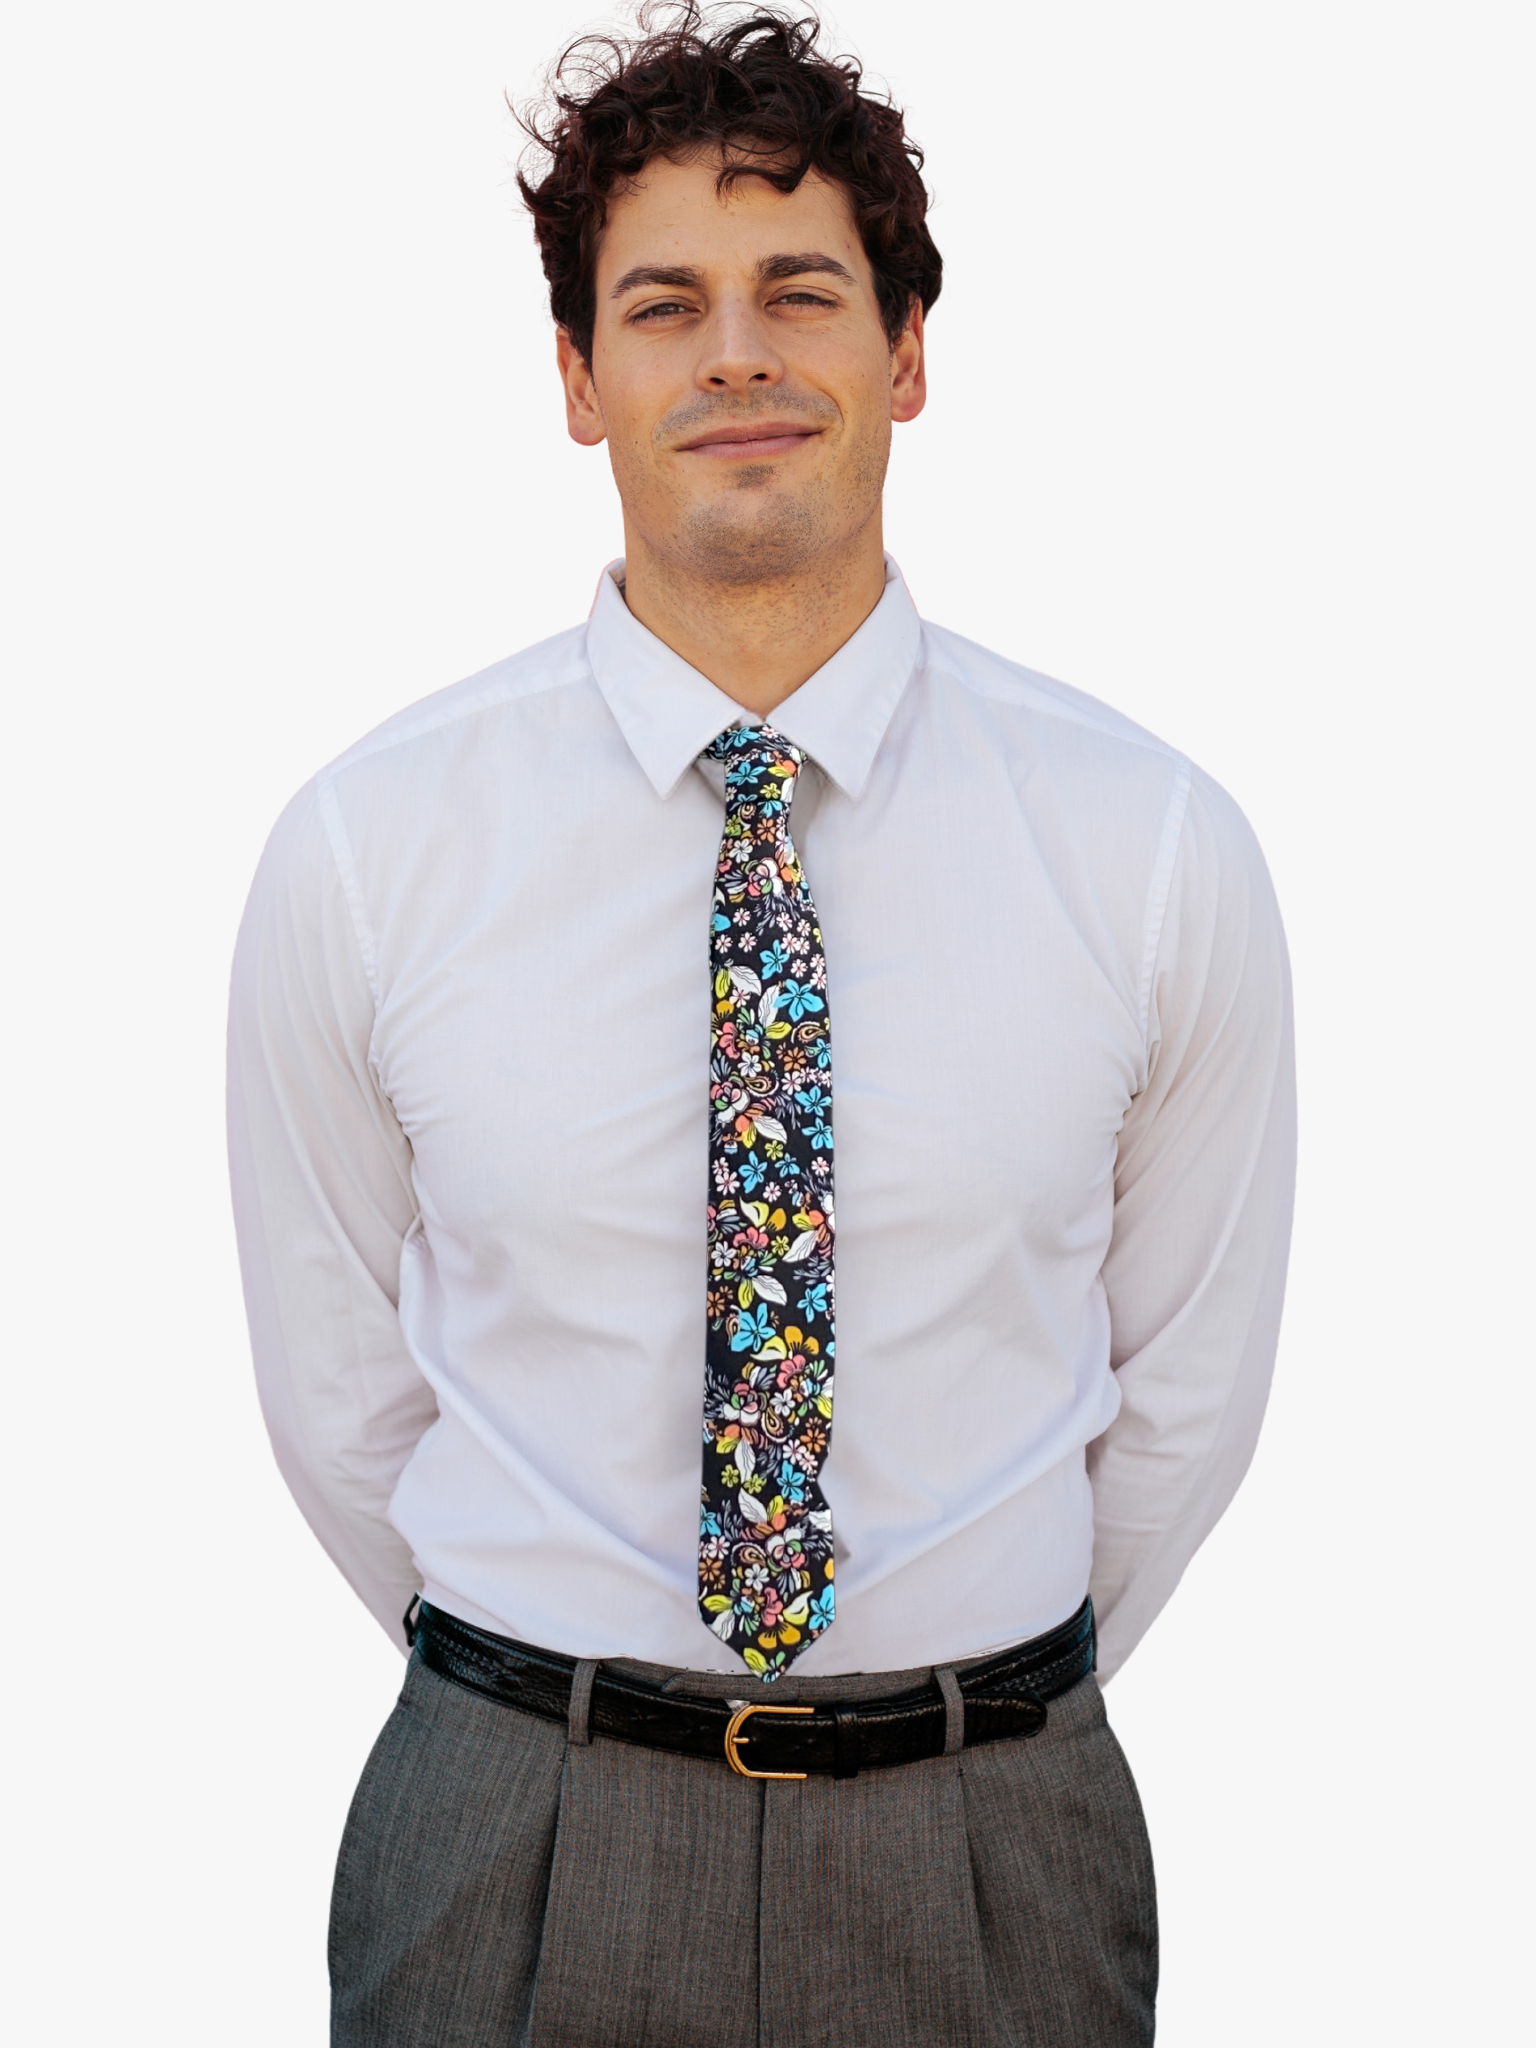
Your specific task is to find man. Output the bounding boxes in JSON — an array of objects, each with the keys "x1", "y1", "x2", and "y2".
[{"x1": 228, "y1": 9, "x2": 1294, "y2": 2044}]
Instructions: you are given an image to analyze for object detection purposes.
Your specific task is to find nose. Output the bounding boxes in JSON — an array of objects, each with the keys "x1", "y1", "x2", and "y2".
[{"x1": 695, "y1": 294, "x2": 784, "y2": 394}]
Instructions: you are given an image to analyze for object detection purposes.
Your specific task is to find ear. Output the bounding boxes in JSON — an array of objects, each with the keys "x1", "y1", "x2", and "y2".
[
  {"x1": 890, "y1": 300, "x2": 926, "y2": 425},
  {"x1": 557, "y1": 328, "x2": 606, "y2": 447}
]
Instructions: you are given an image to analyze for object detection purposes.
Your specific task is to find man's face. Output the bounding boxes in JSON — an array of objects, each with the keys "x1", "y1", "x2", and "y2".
[{"x1": 558, "y1": 150, "x2": 925, "y2": 584}]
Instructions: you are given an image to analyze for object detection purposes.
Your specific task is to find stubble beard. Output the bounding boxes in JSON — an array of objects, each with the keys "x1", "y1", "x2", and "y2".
[
  {"x1": 625, "y1": 385, "x2": 889, "y2": 592},
  {"x1": 678, "y1": 467, "x2": 836, "y2": 585},
  {"x1": 666, "y1": 426, "x2": 889, "y2": 591}
]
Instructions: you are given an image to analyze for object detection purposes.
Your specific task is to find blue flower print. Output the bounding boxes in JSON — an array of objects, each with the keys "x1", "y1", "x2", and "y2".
[
  {"x1": 794, "y1": 1084, "x2": 834, "y2": 1151},
  {"x1": 760, "y1": 939, "x2": 791, "y2": 977},
  {"x1": 807, "y1": 1585, "x2": 835, "y2": 1633},
  {"x1": 797, "y1": 1281, "x2": 829, "y2": 1322},
  {"x1": 778, "y1": 1458, "x2": 808, "y2": 1504},
  {"x1": 780, "y1": 979, "x2": 824, "y2": 1021},
  {"x1": 798, "y1": 1089, "x2": 835, "y2": 1155},
  {"x1": 732, "y1": 1303, "x2": 775, "y2": 1352},
  {"x1": 739, "y1": 1153, "x2": 770, "y2": 1192}
]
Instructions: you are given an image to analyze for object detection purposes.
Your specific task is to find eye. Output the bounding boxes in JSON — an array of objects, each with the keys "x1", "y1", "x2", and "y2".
[
  {"x1": 771, "y1": 291, "x2": 837, "y2": 309},
  {"x1": 630, "y1": 299, "x2": 694, "y2": 323}
]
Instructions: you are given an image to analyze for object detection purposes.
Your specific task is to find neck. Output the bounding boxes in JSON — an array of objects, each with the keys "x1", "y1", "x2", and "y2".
[{"x1": 618, "y1": 516, "x2": 888, "y2": 717}]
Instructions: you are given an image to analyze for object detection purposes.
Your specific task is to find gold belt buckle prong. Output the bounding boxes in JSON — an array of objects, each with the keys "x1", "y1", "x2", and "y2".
[{"x1": 723, "y1": 1702, "x2": 814, "y2": 1780}]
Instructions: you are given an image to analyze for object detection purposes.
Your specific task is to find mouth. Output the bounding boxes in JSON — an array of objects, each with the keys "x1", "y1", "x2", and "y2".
[{"x1": 675, "y1": 422, "x2": 823, "y2": 460}]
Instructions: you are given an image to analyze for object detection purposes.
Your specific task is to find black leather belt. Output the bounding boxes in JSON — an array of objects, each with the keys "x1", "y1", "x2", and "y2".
[{"x1": 411, "y1": 1597, "x2": 1095, "y2": 1780}]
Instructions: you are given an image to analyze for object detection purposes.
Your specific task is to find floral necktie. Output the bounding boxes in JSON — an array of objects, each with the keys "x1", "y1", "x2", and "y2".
[{"x1": 698, "y1": 726, "x2": 836, "y2": 1679}]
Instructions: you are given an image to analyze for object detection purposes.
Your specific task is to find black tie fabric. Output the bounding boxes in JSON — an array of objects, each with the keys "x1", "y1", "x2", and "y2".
[{"x1": 698, "y1": 726, "x2": 836, "y2": 1679}]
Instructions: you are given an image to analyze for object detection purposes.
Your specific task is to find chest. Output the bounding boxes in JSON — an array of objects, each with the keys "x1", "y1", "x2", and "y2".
[{"x1": 369, "y1": 763, "x2": 1145, "y2": 1265}]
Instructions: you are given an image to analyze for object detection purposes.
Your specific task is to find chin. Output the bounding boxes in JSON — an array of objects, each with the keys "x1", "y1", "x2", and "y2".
[{"x1": 677, "y1": 483, "x2": 845, "y2": 584}]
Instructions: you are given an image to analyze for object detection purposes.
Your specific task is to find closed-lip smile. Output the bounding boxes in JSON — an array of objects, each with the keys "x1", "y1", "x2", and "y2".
[{"x1": 676, "y1": 421, "x2": 822, "y2": 457}]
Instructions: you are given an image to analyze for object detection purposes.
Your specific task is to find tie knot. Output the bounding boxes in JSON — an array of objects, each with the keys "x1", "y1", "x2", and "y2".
[{"x1": 706, "y1": 725, "x2": 806, "y2": 816}]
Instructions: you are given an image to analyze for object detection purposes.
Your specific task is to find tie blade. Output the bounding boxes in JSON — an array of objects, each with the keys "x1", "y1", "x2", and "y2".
[{"x1": 699, "y1": 727, "x2": 836, "y2": 1676}]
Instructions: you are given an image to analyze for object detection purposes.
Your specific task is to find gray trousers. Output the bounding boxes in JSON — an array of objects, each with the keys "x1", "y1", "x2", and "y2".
[{"x1": 331, "y1": 1642, "x2": 1157, "y2": 2047}]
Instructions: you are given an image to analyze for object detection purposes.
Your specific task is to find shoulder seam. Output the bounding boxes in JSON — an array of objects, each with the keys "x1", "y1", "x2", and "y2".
[
  {"x1": 1137, "y1": 756, "x2": 1194, "y2": 1049},
  {"x1": 314, "y1": 777, "x2": 381, "y2": 1005}
]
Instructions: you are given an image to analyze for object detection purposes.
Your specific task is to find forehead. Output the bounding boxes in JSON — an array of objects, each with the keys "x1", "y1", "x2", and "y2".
[{"x1": 596, "y1": 154, "x2": 867, "y2": 285}]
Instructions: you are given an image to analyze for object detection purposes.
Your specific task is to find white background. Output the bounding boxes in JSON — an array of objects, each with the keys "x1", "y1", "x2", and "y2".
[{"x1": 3, "y1": 3, "x2": 1532, "y2": 2040}]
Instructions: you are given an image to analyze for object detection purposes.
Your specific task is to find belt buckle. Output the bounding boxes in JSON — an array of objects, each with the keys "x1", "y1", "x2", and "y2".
[{"x1": 723, "y1": 1702, "x2": 813, "y2": 1780}]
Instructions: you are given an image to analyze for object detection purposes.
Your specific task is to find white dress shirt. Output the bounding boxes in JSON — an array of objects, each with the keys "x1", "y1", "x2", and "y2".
[{"x1": 227, "y1": 557, "x2": 1295, "y2": 1681}]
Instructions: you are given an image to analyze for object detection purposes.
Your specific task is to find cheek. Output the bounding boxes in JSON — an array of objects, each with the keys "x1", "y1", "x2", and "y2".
[
  {"x1": 830, "y1": 368, "x2": 894, "y2": 474},
  {"x1": 589, "y1": 351, "x2": 663, "y2": 457},
  {"x1": 812, "y1": 345, "x2": 894, "y2": 438},
  {"x1": 601, "y1": 406, "x2": 668, "y2": 507}
]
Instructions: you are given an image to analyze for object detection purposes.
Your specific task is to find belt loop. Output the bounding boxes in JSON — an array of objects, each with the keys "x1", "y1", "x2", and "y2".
[
  {"x1": 935, "y1": 1666, "x2": 965, "y2": 1757},
  {"x1": 568, "y1": 1660, "x2": 599, "y2": 1746},
  {"x1": 833, "y1": 1707, "x2": 862, "y2": 1780},
  {"x1": 402, "y1": 1593, "x2": 421, "y2": 1649}
]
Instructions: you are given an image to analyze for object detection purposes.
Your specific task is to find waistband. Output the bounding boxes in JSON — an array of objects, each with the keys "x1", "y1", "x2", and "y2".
[{"x1": 410, "y1": 1597, "x2": 1096, "y2": 1780}]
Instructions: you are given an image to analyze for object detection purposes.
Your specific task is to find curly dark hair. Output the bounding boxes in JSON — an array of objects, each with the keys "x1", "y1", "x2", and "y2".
[{"x1": 516, "y1": 4, "x2": 941, "y2": 366}]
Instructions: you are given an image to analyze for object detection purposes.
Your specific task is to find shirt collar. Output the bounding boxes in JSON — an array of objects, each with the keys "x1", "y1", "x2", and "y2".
[{"x1": 584, "y1": 554, "x2": 922, "y2": 801}]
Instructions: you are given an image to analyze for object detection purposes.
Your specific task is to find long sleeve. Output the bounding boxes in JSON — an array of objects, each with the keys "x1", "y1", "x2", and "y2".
[
  {"x1": 1088, "y1": 768, "x2": 1297, "y2": 1680},
  {"x1": 227, "y1": 780, "x2": 435, "y2": 1650}
]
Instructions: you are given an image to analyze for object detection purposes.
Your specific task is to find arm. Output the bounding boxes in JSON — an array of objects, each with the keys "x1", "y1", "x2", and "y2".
[
  {"x1": 1089, "y1": 768, "x2": 1296, "y2": 1680},
  {"x1": 227, "y1": 780, "x2": 437, "y2": 1649}
]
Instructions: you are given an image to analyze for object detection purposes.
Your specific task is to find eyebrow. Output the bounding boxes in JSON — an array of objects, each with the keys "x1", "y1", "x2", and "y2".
[
  {"x1": 608, "y1": 251, "x2": 858, "y2": 298},
  {"x1": 757, "y1": 251, "x2": 857, "y2": 286}
]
